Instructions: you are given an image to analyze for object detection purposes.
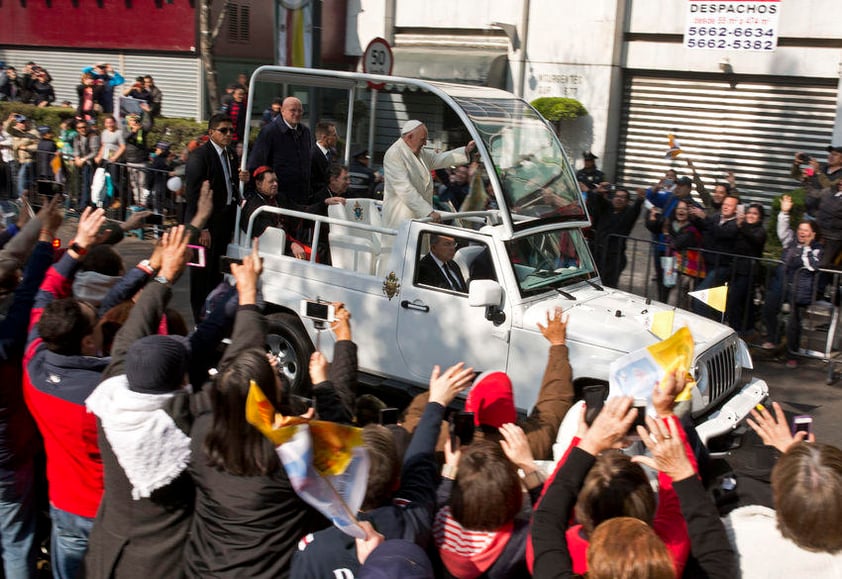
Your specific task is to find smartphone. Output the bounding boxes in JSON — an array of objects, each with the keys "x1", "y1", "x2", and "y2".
[
  {"x1": 186, "y1": 244, "x2": 206, "y2": 268},
  {"x1": 583, "y1": 384, "x2": 607, "y2": 426},
  {"x1": 450, "y1": 411, "x2": 475, "y2": 448},
  {"x1": 300, "y1": 300, "x2": 336, "y2": 323},
  {"x1": 220, "y1": 255, "x2": 243, "y2": 275},
  {"x1": 792, "y1": 415, "x2": 813, "y2": 436},
  {"x1": 286, "y1": 394, "x2": 315, "y2": 416},
  {"x1": 145, "y1": 213, "x2": 164, "y2": 226},
  {"x1": 626, "y1": 400, "x2": 648, "y2": 439},
  {"x1": 379, "y1": 407, "x2": 399, "y2": 426},
  {"x1": 36, "y1": 180, "x2": 63, "y2": 199}
]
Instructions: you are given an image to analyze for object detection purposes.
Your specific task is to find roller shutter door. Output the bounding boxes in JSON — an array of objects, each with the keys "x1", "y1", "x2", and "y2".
[
  {"x1": 616, "y1": 73, "x2": 838, "y2": 206},
  {"x1": 0, "y1": 48, "x2": 202, "y2": 119}
]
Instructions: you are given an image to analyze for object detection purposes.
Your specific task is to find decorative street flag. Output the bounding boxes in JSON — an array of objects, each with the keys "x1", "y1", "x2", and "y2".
[{"x1": 689, "y1": 285, "x2": 728, "y2": 312}]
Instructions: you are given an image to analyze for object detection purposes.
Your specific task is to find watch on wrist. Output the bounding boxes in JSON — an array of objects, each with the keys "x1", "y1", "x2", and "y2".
[
  {"x1": 138, "y1": 259, "x2": 158, "y2": 275},
  {"x1": 69, "y1": 242, "x2": 87, "y2": 256}
]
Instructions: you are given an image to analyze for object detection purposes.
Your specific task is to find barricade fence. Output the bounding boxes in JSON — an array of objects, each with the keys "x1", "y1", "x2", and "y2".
[
  {"x1": 0, "y1": 150, "x2": 184, "y2": 223},
  {"x1": 604, "y1": 233, "x2": 789, "y2": 338}
]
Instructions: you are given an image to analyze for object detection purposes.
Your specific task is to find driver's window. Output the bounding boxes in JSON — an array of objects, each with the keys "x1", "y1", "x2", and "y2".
[{"x1": 414, "y1": 232, "x2": 496, "y2": 294}]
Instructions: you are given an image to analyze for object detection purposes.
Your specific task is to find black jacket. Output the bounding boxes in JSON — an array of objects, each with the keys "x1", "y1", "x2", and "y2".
[
  {"x1": 184, "y1": 307, "x2": 328, "y2": 579},
  {"x1": 247, "y1": 119, "x2": 313, "y2": 206}
]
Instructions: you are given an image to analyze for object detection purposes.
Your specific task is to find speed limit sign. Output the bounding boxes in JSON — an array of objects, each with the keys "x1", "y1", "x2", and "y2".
[{"x1": 363, "y1": 37, "x2": 393, "y2": 88}]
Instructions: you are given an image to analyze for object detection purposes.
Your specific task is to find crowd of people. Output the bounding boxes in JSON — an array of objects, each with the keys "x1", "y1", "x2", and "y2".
[
  {"x1": 577, "y1": 146, "x2": 842, "y2": 366},
  {"x1": 0, "y1": 185, "x2": 839, "y2": 578},
  {"x1": 0, "y1": 60, "x2": 169, "y2": 214}
]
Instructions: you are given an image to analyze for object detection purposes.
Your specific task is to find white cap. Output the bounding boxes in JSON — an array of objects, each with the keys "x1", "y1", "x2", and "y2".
[{"x1": 401, "y1": 119, "x2": 423, "y2": 135}]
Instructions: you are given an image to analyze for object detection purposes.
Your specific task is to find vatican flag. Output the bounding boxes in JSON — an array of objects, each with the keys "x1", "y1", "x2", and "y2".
[
  {"x1": 689, "y1": 285, "x2": 728, "y2": 313},
  {"x1": 664, "y1": 133, "x2": 682, "y2": 159}
]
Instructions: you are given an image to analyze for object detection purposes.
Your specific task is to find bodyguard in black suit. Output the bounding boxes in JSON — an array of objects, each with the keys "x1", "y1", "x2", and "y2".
[
  {"x1": 184, "y1": 113, "x2": 247, "y2": 322},
  {"x1": 310, "y1": 121, "x2": 337, "y2": 197},
  {"x1": 416, "y1": 233, "x2": 468, "y2": 292},
  {"x1": 247, "y1": 96, "x2": 312, "y2": 206}
]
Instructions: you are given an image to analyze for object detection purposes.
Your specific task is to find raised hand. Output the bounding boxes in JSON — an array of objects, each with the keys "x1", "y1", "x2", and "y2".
[
  {"x1": 537, "y1": 307, "x2": 567, "y2": 346},
  {"x1": 158, "y1": 225, "x2": 189, "y2": 282},
  {"x1": 428, "y1": 362, "x2": 475, "y2": 407},
  {"x1": 747, "y1": 401, "x2": 814, "y2": 453},
  {"x1": 632, "y1": 416, "x2": 695, "y2": 482},
  {"x1": 579, "y1": 396, "x2": 636, "y2": 456}
]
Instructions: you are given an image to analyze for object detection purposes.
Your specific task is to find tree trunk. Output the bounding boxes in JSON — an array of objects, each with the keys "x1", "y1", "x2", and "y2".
[{"x1": 199, "y1": 0, "x2": 230, "y2": 115}]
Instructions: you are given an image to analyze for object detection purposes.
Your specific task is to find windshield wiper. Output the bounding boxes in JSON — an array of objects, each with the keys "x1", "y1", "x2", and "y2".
[
  {"x1": 585, "y1": 279, "x2": 604, "y2": 291},
  {"x1": 555, "y1": 288, "x2": 576, "y2": 300}
]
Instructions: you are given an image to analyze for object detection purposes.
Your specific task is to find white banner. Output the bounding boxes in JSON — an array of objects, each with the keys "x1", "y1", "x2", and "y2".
[{"x1": 684, "y1": 0, "x2": 781, "y2": 52}]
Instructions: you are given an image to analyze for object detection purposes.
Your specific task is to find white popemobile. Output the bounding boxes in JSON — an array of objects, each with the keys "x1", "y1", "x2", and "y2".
[{"x1": 229, "y1": 66, "x2": 767, "y2": 447}]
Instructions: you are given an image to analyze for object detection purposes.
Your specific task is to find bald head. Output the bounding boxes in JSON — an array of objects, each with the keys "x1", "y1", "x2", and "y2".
[
  {"x1": 282, "y1": 97, "x2": 303, "y2": 127},
  {"x1": 402, "y1": 123, "x2": 428, "y2": 155}
]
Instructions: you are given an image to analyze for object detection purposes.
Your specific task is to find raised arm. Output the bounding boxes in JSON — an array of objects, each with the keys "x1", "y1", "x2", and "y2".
[{"x1": 103, "y1": 225, "x2": 189, "y2": 379}]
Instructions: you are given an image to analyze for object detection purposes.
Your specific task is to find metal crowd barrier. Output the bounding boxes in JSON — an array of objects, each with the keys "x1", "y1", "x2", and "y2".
[
  {"x1": 603, "y1": 233, "x2": 784, "y2": 337},
  {"x1": 1, "y1": 150, "x2": 183, "y2": 224}
]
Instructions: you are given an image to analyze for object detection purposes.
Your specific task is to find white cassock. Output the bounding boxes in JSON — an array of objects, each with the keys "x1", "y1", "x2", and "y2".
[{"x1": 381, "y1": 137, "x2": 469, "y2": 229}]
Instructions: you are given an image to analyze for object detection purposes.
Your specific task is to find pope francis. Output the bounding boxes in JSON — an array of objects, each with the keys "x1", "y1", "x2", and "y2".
[{"x1": 382, "y1": 120, "x2": 475, "y2": 229}]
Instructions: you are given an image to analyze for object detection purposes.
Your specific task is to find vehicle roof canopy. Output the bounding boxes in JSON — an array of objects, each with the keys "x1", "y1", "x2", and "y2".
[{"x1": 243, "y1": 66, "x2": 588, "y2": 240}]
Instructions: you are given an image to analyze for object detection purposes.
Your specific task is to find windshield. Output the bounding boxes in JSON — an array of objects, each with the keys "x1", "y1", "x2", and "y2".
[
  {"x1": 505, "y1": 228, "x2": 597, "y2": 298},
  {"x1": 451, "y1": 96, "x2": 585, "y2": 227}
]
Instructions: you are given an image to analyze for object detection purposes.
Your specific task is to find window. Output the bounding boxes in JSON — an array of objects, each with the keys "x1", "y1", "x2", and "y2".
[
  {"x1": 227, "y1": 1, "x2": 251, "y2": 44},
  {"x1": 415, "y1": 232, "x2": 495, "y2": 294}
]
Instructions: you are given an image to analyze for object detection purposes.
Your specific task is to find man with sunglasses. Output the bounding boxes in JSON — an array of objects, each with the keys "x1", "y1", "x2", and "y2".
[{"x1": 184, "y1": 114, "x2": 249, "y2": 322}]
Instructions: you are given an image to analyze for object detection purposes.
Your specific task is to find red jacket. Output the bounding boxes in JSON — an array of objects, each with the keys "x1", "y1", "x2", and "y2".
[
  {"x1": 23, "y1": 252, "x2": 108, "y2": 518},
  {"x1": 527, "y1": 415, "x2": 696, "y2": 576}
]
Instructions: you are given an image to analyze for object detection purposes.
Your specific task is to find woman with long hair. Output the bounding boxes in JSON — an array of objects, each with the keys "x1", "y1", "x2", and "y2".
[{"x1": 184, "y1": 249, "x2": 328, "y2": 578}]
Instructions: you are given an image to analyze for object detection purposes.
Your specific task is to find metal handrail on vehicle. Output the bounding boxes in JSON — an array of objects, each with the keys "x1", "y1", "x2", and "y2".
[{"x1": 243, "y1": 204, "x2": 398, "y2": 263}]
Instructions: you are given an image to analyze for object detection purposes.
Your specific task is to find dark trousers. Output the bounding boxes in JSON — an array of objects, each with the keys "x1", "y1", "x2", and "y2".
[{"x1": 189, "y1": 205, "x2": 235, "y2": 323}]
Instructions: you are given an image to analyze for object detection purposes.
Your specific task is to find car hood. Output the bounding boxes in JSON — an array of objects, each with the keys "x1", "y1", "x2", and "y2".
[{"x1": 522, "y1": 286, "x2": 733, "y2": 355}]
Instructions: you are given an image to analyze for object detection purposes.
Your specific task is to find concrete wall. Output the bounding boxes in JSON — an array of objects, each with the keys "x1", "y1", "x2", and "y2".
[{"x1": 347, "y1": 0, "x2": 842, "y2": 175}]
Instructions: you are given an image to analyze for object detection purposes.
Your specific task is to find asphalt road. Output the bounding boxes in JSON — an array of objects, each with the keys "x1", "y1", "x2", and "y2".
[{"x1": 69, "y1": 225, "x2": 841, "y2": 451}]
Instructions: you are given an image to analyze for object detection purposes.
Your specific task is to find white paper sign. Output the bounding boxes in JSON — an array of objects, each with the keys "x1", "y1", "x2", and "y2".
[{"x1": 685, "y1": 0, "x2": 781, "y2": 52}]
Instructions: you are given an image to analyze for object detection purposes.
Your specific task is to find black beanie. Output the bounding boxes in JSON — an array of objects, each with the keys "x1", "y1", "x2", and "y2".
[{"x1": 125, "y1": 335, "x2": 190, "y2": 394}]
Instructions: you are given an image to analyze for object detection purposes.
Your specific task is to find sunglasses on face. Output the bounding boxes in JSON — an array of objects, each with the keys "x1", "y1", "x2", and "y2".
[{"x1": 215, "y1": 127, "x2": 233, "y2": 134}]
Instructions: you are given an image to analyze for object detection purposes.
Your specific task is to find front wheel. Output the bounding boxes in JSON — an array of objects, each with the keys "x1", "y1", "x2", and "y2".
[{"x1": 266, "y1": 312, "x2": 314, "y2": 396}]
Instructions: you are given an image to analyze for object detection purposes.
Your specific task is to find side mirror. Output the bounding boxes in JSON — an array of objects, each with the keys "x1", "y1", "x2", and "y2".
[
  {"x1": 468, "y1": 280, "x2": 506, "y2": 325},
  {"x1": 468, "y1": 279, "x2": 502, "y2": 307}
]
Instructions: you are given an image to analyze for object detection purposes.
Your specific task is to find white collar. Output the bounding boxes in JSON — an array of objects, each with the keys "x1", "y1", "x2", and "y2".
[
  {"x1": 209, "y1": 139, "x2": 225, "y2": 157},
  {"x1": 316, "y1": 142, "x2": 329, "y2": 156}
]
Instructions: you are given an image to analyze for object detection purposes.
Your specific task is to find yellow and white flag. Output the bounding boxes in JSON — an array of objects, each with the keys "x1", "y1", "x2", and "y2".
[
  {"x1": 689, "y1": 285, "x2": 728, "y2": 312},
  {"x1": 664, "y1": 133, "x2": 682, "y2": 159},
  {"x1": 649, "y1": 309, "x2": 675, "y2": 340}
]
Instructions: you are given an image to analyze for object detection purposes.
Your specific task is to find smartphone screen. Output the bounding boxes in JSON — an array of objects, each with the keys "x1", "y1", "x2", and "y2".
[
  {"x1": 300, "y1": 300, "x2": 336, "y2": 323},
  {"x1": 450, "y1": 412, "x2": 475, "y2": 448},
  {"x1": 379, "y1": 407, "x2": 399, "y2": 425},
  {"x1": 220, "y1": 256, "x2": 243, "y2": 275},
  {"x1": 626, "y1": 402, "x2": 648, "y2": 440},
  {"x1": 792, "y1": 415, "x2": 813, "y2": 436},
  {"x1": 145, "y1": 213, "x2": 164, "y2": 226},
  {"x1": 583, "y1": 384, "x2": 607, "y2": 426},
  {"x1": 186, "y1": 245, "x2": 206, "y2": 268}
]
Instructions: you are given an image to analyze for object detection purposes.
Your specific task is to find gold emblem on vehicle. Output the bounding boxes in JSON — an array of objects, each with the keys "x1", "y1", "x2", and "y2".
[{"x1": 382, "y1": 272, "x2": 401, "y2": 300}]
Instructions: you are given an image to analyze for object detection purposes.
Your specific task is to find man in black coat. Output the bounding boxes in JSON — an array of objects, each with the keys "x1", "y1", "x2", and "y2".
[
  {"x1": 184, "y1": 113, "x2": 248, "y2": 322},
  {"x1": 416, "y1": 233, "x2": 467, "y2": 292},
  {"x1": 247, "y1": 97, "x2": 312, "y2": 206},
  {"x1": 310, "y1": 120, "x2": 337, "y2": 197}
]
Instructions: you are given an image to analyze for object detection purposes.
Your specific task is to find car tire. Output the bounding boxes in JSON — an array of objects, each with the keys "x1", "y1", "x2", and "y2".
[{"x1": 266, "y1": 312, "x2": 314, "y2": 396}]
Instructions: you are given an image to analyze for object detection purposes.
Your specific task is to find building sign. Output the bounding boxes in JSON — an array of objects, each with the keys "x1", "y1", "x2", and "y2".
[{"x1": 684, "y1": 0, "x2": 781, "y2": 52}]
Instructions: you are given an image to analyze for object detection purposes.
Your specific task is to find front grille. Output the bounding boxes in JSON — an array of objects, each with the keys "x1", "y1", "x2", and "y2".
[{"x1": 698, "y1": 338, "x2": 740, "y2": 406}]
